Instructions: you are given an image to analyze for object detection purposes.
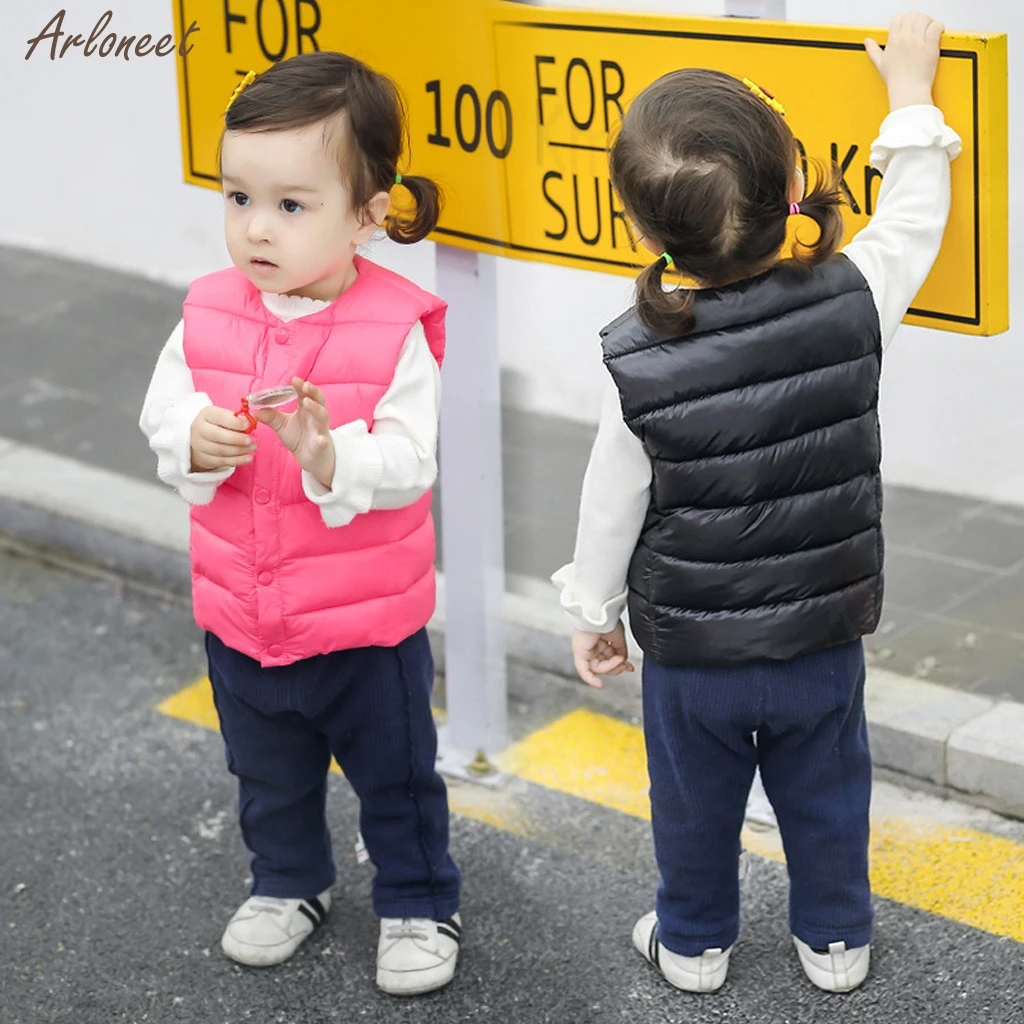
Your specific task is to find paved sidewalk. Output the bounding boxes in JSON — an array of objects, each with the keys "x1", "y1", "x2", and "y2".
[
  {"x1": 3, "y1": 243, "x2": 1024, "y2": 814},
  {"x1": 5, "y1": 545, "x2": 1024, "y2": 1024}
]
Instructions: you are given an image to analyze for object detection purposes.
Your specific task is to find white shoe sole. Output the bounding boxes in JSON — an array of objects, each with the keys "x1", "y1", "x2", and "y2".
[
  {"x1": 632, "y1": 912, "x2": 731, "y2": 993},
  {"x1": 221, "y1": 929, "x2": 309, "y2": 967},
  {"x1": 793, "y1": 937, "x2": 870, "y2": 992},
  {"x1": 220, "y1": 892, "x2": 330, "y2": 968},
  {"x1": 376, "y1": 955, "x2": 458, "y2": 996}
]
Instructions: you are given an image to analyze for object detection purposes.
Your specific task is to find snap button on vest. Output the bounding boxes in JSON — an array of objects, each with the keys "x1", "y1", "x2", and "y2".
[
  {"x1": 257, "y1": 571, "x2": 273, "y2": 586},
  {"x1": 274, "y1": 328, "x2": 289, "y2": 344},
  {"x1": 267, "y1": 643, "x2": 283, "y2": 659},
  {"x1": 254, "y1": 488, "x2": 270, "y2": 505}
]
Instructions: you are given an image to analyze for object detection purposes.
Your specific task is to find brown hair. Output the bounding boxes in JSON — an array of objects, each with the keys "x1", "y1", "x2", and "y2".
[
  {"x1": 609, "y1": 69, "x2": 845, "y2": 335},
  {"x1": 223, "y1": 52, "x2": 442, "y2": 244}
]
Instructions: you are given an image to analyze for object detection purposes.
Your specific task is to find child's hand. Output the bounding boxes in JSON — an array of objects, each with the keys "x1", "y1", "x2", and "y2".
[
  {"x1": 189, "y1": 406, "x2": 255, "y2": 472},
  {"x1": 865, "y1": 12, "x2": 944, "y2": 111},
  {"x1": 255, "y1": 377, "x2": 336, "y2": 489},
  {"x1": 571, "y1": 622, "x2": 635, "y2": 689}
]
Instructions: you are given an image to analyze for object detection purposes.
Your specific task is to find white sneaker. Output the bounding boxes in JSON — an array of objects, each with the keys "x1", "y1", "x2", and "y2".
[
  {"x1": 793, "y1": 936, "x2": 871, "y2": 992},
  {"x1": 221, "y1": 890, "x2": 331, "y2": 967},
  {"x1": 632, "y1": 911, "x2": 731, "y2": 993},
  {"x1": 376, "y1": 914, "x2": 462, "y2": 996}
]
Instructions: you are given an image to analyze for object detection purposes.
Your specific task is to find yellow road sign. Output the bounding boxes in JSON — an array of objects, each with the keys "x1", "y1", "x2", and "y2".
[{"x1": 172, "y1": 0, "x2": 1008, "y2": 335}]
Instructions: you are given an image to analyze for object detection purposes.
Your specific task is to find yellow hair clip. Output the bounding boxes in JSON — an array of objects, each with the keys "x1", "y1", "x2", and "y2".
[
  {"x1": 742, "y1": 77, "x2": 786, "y2": 117},
  {"x1": 225, "y1": 70, "x2": 257, "y2": 115}
]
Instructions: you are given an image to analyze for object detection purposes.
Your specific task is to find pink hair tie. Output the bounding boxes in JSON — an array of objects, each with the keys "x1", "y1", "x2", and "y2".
[{"x1": 789, "y1": 202, "x2": 802, "y2": 216}]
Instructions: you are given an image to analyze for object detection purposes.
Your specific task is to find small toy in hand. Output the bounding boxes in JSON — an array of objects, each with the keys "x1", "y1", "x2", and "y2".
[{"x1": 236, "y1": 385, "x2": 298, "y2": 434}]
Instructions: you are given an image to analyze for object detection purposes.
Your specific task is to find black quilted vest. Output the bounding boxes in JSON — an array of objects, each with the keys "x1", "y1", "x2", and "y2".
[{"x1": 600, "y1": 256, "x2": 884, "y2": 667}]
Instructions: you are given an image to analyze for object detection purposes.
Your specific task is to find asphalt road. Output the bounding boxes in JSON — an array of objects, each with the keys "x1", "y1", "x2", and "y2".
[{"x1": 2, "y1": 545, "x2": 1022, "y2": 1024}]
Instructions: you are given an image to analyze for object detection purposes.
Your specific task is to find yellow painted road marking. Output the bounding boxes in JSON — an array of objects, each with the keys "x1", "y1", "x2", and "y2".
[
  {"x1": 498, "y1": 709, "x2": 1024, "y2": 944},
  {"x1": 158, "y1": 682, "x2": 1024, "y2": 944},
  {"x1": 495, "y1": 706, "x2": 649, "y2": 820},
  {"x1": 157, "y1": 678, "x2": 220, "y2": 733}
]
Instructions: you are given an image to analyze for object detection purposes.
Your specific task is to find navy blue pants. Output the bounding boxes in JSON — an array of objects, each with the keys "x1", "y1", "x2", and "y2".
[
  {"x1": 642, "y1": 640, "x2": 872, "y2": 957},
  {"x1": 206, "y1": 628, "x2": 460, "y2": 921}
]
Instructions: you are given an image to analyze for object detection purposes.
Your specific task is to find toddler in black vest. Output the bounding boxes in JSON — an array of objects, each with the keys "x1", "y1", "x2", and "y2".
[{"x1": 553, "y1": 12, "x2": 961, "y2": 995}]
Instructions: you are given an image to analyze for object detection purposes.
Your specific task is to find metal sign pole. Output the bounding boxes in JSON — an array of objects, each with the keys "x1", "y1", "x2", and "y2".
[{"x1": 434, "y1": 243, "x2": 509, "y2": 779}]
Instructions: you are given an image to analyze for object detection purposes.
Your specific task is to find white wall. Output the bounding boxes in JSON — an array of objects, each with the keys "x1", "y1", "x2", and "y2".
[
  {"x1": 2, "y1": 0, "x2": 1021, "y2": 503},
  {"x1": 3, "y1": 2, "x2": 226, "y2": 282}
]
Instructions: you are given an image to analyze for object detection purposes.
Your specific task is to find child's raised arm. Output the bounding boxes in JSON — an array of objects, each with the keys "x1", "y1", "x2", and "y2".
[{"x1": 842, "y1": 12, "x2": 962, "y2": 349}]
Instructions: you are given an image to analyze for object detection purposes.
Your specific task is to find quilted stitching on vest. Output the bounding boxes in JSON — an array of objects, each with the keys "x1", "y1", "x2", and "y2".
[{"x1": 601, "y1": 256, "x2": 883, "y2": 667}]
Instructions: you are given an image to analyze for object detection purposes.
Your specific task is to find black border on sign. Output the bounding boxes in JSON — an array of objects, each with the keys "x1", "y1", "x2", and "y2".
[
  {"x1": 179, "y1": 0, "x2": 221, "y2": 185},
  {"x1": 177, "y1": 10, "x2": 981, "y2": 325}
]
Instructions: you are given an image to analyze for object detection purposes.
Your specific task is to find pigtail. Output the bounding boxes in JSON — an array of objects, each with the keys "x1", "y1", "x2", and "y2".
[
  {"x1": 635, "y1": 258, "x2": 696, "y2": 336},
  {"x1": 789, "y1": 158, "x2": 846, "y2": 267},
  {"x1": 386, "y1": 175, "x2": 444, "y2": 244}
]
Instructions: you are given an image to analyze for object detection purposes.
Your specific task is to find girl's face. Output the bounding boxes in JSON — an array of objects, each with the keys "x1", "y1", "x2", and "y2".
[{"x1": 220, "y1": 120, "x2": 389, "y2": 302}]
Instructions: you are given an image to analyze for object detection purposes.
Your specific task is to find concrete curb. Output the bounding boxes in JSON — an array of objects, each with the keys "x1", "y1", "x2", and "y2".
[{"x1": 3, "y1": 436, "x2": 1023, "y2": 818}]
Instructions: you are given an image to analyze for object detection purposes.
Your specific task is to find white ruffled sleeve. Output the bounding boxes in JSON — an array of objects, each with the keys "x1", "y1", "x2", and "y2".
[
  {"x1": 843, "y1": 104, "x2": 962, "y2": 350},
  {"x1": 138, "y1": 320, "x2": 233, "y2": 505},
  {"x1": 551, "y1": 378, "x2": 652, "y2": 633}
]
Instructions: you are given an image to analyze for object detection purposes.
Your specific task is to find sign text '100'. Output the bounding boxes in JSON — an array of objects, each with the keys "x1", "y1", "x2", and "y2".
[{"x1": 425, "y1": 80, "x2": 513, "y2": 159}]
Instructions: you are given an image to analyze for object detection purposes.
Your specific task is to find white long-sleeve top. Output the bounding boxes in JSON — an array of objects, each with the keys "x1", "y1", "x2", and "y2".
[
  {"x1": 553, "y1": 104, "x2": 963, "y2": 634},
  {"x1": 139, "y1": 289, "x2": 441, "y2": 529}
]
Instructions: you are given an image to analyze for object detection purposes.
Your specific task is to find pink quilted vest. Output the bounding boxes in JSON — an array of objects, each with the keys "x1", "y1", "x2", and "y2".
[{"x1": 182, "y1": 257, "x2": 446, "y2": 667}]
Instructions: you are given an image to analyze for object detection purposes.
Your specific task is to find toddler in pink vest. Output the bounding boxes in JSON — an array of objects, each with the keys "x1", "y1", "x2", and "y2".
[{"x1": 139, "y1": 52, "x2": 461, "y2": 995}]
